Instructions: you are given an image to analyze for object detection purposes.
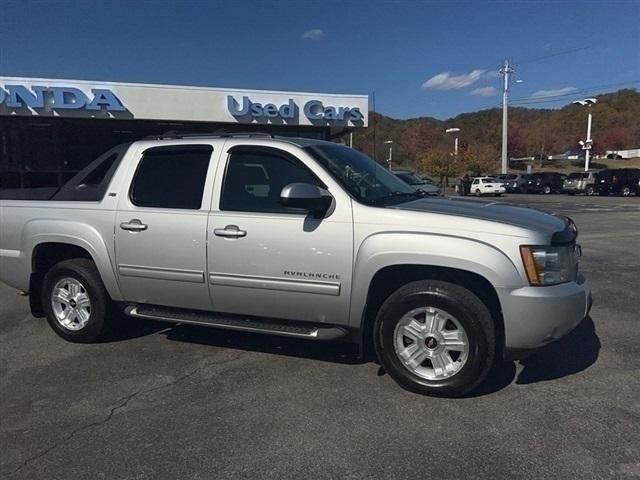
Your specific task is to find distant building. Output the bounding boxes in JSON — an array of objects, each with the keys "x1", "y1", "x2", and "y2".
[{"x1": 605, "y1": 149, "x2": 640, "y2": 159}]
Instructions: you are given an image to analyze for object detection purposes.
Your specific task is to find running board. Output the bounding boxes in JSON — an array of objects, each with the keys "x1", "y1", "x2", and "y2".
[{"x1": 124, "y1": 305, "x2": 348, "y2": 340}]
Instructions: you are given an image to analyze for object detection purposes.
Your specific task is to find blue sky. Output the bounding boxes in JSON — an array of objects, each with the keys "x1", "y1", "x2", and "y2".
[{"x1": 2, "y1": 0, "x2": 639, "y2": 119}]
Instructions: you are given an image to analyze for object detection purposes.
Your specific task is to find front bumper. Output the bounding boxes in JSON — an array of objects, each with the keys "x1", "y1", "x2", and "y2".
[{"x1": 498, "y1": 273, "x2": 592, "y2": 359}]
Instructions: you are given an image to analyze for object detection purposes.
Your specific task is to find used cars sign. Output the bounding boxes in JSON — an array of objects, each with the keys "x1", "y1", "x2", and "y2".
[{"x1": 227, "y1": 95, "x2": 364, "y2": 124}]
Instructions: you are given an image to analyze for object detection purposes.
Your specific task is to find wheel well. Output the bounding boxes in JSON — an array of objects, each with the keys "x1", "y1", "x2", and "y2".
[
  {"x1": 29, "y1": 243, "x2": 94, "y2": 318},
  {"x1": 361, "y1": 264, "x2": 504, "y2": 357},
  {"x1": 32, "y1": 243, "x2": 93, "y2": 273}
]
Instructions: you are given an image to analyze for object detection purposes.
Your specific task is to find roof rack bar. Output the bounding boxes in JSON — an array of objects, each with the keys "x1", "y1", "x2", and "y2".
[{"x1": 143, "y1": 130, "x2": 276, "y2": 140}]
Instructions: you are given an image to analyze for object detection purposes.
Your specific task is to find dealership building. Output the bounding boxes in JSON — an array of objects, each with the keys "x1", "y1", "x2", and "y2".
[{"x1": 0, "y1": 77, "x2": 368, "y2": 189}]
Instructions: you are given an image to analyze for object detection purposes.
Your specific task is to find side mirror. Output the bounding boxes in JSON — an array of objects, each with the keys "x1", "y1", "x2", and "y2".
[{"x1": 280, "y1": 182, "x2": 333, "y2": 214}]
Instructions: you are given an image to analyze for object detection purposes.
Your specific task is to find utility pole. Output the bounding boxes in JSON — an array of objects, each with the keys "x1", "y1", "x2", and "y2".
[{"x1": 500, "y1": 59, "x2": 513, "y2": 175}]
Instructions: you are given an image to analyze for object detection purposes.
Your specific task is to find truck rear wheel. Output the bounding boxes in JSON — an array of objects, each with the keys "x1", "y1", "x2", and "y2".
[
  {"x1": 42, "y1": 259, "x2": 112, "y2": 343},
  {"x1": 374, "y1": 280, "x2": 495, "y2": 397}
]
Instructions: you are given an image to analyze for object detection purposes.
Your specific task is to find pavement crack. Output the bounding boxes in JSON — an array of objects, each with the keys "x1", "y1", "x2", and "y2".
[{"x1": 9, "y1": 351, "x2": 246, "y2": 476}]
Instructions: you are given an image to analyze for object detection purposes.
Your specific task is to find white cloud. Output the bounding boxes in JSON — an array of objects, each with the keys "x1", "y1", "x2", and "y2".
[
  {"x1": 422, "y1": 69, "x2": 492, "y2": 90},
  {"x1": 471, "y1": 86, "x2": 498, "y2": 97},
  {"x1": 543, "y1": 42, "x2": 553, "y2": 51},
  {"x1": 302, "y1": 29, "x2": 324, "y2": 40},
  {"x1": 531, "y1": 86, "x2": 577, "y2": 98}
]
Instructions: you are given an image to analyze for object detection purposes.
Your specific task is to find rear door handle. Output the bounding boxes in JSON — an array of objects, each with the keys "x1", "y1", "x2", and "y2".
[
  {"x1": 214, "y1": 225, "x2": 246, "y2": 238},
  {"x1": 120, "y1": 219, "x2": 148, "y2": 232}
]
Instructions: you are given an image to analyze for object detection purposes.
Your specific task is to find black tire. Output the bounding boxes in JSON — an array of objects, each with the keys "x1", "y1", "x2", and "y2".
[
  {"x1": 42, "y1": 258, "x2": 112, "y2": 343},
  {"x1": 542, "y1": 185, "x2": 552, "y2": 194},
  {"x1": 622, "y1": 186, "x2": 631, "y2": 197},
  {"x1": 373, "y1": 280, "x2": 495, "y2": 397},
  {"x1": 586, "y1": 186, "x2": 594, "y2": 196},
  {"x1": 475, "y1": 189, "x2": 482, "y2": 197}
]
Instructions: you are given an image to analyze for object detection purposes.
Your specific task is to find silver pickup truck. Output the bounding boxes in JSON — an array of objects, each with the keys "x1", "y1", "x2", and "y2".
[{"x1": 0, "y1": 133, "x2": 592, "y2": 397}]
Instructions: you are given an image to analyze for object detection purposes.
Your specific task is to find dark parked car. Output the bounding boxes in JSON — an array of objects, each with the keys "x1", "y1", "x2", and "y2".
[
  {"x1": 493, "y1": 174, "x2": 517, "y2": 188},
  {"x1": 506, "y1": 174, "x2": 531, "y2": 193},
  {"x1": 594, "y1": 168, "x2": 640, "y2": 196},
  {"x1": 522, "y1": 172, "x2": 566, "y2": 194}
]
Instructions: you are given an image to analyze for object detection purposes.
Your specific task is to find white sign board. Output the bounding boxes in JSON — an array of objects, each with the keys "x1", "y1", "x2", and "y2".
[{"x1": 0, "y1": 77, "x2": 368, "y2": 128}]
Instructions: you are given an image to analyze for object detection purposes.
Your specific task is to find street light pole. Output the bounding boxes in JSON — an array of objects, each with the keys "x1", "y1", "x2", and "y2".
[
  {"x1": 383, "y1": 140, "x2": 393, "y2": 168},
  {"x1": 573, "y1": 98, "x2": 597, "y2": 172},
  {"x1": 445, "y1": 128, "x2": 460, "y2": 156},
  {"x1": 585, "y1": 106, "x2": 593, "y2": 171}
]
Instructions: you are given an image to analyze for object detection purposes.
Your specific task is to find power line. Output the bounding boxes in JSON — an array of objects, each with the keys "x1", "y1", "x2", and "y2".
[
  {"x1": 516, "y1": 45, "x2": 595, "y2": 66},
  {"x1": 512, "y1": 80, "x2": 640, "y2": 102},
  {"x1": 510, "y1": 80, "x2": 640, "y2": 105}
]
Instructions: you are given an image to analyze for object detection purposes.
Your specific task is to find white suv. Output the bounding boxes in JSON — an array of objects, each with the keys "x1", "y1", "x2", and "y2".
[{"x1": 471, "y1": 177, "x2": 506, "y2": 196}]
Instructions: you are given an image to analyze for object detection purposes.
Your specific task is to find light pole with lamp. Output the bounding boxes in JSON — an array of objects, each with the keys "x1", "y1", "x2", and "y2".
[
  {"x1": 383, "y1": 140, "x2": 393, "y2": 168},
  {"x1": 445, "y1": 127, "x2": 461, "y2": 156},
  {"x1": 572, "y1": 98, "x2": 597, "y2": 172},
  {"x1": 445, "y1": 128, "x2": 461, "y2": 193}
]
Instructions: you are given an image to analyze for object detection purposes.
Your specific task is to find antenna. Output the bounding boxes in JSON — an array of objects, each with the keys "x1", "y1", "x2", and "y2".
[{"x1": 372, "y1": 90, "x2": 377, "y2": 163}]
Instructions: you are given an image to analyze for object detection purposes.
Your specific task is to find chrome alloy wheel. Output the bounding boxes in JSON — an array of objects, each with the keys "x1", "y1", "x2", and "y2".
[
  {"x1": 50, "y1": 277, "x2": 92, "y2": 331},
  {"x1": 393, "y1": 307, "x2": 469, "y2": 380}
]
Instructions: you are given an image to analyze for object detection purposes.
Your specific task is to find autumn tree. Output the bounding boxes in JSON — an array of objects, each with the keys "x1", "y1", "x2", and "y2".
[
  {"x1": 417, "y1": 148, "x2": 463, "y2": 185},
  {"x1": 458, "y1": 144, "x2": 500, "y2": 176},
  {"x1": 599, "y1": 127, "x2": 632, "y2": 152}
]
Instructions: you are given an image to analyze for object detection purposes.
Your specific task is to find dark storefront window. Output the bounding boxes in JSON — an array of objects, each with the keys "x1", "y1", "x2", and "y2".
[{"x1": 0, "y1": 116, "x2": 329, "y2": 190}]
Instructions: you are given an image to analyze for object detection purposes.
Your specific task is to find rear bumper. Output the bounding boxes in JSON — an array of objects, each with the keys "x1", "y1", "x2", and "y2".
[{"x1": 498, "y1": 273, "x2": 592, "y2": 359}]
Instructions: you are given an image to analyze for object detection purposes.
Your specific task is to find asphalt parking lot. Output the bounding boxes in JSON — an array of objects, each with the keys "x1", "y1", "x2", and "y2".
[{"x1": 1, "y1": 194, "x2": 639, "y2": 480}]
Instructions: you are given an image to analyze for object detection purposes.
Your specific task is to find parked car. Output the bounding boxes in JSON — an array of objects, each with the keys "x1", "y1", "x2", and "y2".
[
  {"x1": 0, "y1": 134, "x2": 591, "y2": 397},
  {"x1": 506, "y1": 174, "x2": 531, "y2": 193},
  {"x1": 471, "y1": 176, "x2": 506, "y2": 196},
  {"x1": 594, "y1": 168, "x2": 640, "y2": 196},
  {"x1": 564, "y1": 171, "x2": 597, "y2": 196},
  {"x1": 606, "y1": 153, "x2": 623, "y2": 160},
  {"x1": 392, "y1": 170, "x2": 440, "y2": 196},
  {"x1": 493, "y1": 174, "x2": 518, "y2": 188},
  {"x1": 522, "y1": 172, "x2": 566, "y2": 194}
]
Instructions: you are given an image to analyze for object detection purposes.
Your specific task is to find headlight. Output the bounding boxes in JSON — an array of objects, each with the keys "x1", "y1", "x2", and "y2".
[{"x1": 520, "y1": 245, "x2": 579, "y2": 286}]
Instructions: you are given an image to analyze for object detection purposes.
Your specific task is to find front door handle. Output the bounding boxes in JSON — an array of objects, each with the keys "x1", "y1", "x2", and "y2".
[
  {"x1": 120, "y1": 219, "x2": 148, "y2": 232},
  {"x1": 214, "y1": 225, "x2": 246, "y2": 238}
]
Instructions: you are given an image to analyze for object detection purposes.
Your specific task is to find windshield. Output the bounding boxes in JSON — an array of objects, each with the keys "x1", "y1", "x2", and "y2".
[
  {"x1": 304, "y1": 144, "x2": 417, "y2": 205},
  {"x1": 482, "y1": 178, "x2": 496, "y2": 183}
]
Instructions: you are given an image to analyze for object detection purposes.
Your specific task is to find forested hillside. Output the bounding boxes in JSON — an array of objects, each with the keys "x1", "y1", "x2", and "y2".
[{"x1": 352, "y1": 89, "x2": 640, "y2": 174}]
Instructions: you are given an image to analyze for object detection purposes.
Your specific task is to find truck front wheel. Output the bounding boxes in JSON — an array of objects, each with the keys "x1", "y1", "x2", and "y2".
[
  {"x1": 42, "y1": 259, "x2": 112, "y2": 343},
  {"x1": 374, "y1": 280, "x2": 495, "y2": 397}
]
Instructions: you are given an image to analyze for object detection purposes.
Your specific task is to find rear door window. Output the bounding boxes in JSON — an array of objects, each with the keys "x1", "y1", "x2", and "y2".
[{"x1": 130, "y1": 145, "x2": 212, "y2": 209}]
